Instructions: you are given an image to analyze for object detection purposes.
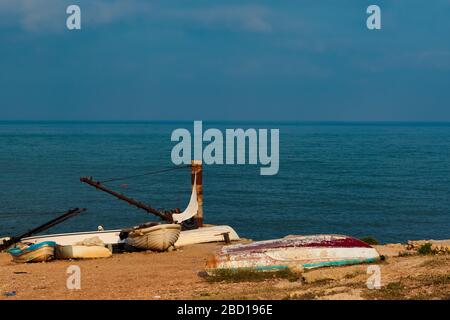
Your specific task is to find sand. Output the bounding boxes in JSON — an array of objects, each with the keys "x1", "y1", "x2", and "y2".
[{"x1": 0, "y1": 242, "x2": 449, "y2": 300}]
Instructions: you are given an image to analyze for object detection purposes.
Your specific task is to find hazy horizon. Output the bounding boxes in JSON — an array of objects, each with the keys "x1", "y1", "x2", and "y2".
[{"x1": 1, "y1": 120, "x2": 450, "y2": 124}]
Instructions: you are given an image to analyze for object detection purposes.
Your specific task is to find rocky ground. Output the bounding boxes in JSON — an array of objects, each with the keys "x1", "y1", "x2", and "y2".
[{"x1": 0, "y1": 241, "x2": 449, "y2": 300}]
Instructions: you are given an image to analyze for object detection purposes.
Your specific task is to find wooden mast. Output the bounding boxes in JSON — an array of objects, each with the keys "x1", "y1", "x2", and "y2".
[
  {"x1": 191, "y1": 160, "x2": 203, "y2": 227},
  {"x1": 80, "y1": 177, "x2": 173, "y2": 222}
]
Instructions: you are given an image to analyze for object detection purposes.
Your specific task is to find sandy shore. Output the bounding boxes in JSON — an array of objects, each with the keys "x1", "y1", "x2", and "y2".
[{"x1": 0, "y1": 242, "x2": 449, "y2": 300}]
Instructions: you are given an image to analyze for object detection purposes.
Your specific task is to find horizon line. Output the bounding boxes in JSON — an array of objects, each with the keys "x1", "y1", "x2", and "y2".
[{"x1": 1, "y1": 120, "x2": 450, "y2": 124}]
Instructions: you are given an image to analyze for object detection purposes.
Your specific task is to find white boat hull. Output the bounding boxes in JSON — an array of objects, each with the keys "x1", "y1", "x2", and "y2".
[
  {"x1": 55, "y1": 245, "x2": 112, "y2": 259},
  {"x1": 21, "y1": 225, "x2": 239, "y2": 248},
  {"x1": 22, "y1": 230, "x2": 123, "y2": 246},
  {"x1": 175, "y1": 226, "x2": 240, "y2": 247},
  {"x1": 126, "y1": 224, "x2": 181, "y2": 251}
]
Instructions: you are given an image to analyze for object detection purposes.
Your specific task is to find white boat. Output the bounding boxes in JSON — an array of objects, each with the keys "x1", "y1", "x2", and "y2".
[
  {"x1": 175, "y1": 225, "x2": 240, "y2": 247},
  {"x1": 0, "y1": 237, "x2": 10, "y2": 243},
  {"x1": 21, "y1": 225, "x2": 240, "y2": 248},
  {"x1": 0, "y1": 237, "x2": 11, "y2": 248},
  {"x1": 206, "y1": 234, "x2": 380, "y2": 271},
  {"x1": 7, "y1": 241, "x2": 56, "y2": 263},
  {"x1": 126, "y1": 223, "x2": 181, "y2": 251},
  {"x1": 56, "y1": 245, "x2": 112, "y2": 259},
  {"x1": 22, "y1": 229, "x2": 123, "y2": 246}
]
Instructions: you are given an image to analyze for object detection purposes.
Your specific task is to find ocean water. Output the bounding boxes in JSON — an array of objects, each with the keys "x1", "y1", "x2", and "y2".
[{"x1": 0, "y1": 121, "x2": 449, "y2": 243}]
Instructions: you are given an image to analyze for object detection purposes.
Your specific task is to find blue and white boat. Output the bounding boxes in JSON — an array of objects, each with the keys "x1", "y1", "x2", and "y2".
[{"x1": 7, "y1": 241, "x2": 56, "y2": 263}]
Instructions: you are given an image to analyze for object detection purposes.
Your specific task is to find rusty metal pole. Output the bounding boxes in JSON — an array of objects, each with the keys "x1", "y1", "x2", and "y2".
[{"x1": 191, "y1": 160, "x2": 203, "y2": 227}]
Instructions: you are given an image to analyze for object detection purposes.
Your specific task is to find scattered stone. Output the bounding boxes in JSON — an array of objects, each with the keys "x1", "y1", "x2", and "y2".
[
  {"x1": 3, "y1": 291, "x2": 16, "y2": 297},
  {"x1": 33, "y1": 286, "x2": 48, "y2": 290}
]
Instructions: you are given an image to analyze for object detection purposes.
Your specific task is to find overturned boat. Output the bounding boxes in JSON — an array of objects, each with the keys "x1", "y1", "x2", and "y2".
[
  {"x1": 176, "y1": 225, "x2": 239, "y2": 247},
  {"x1": 7, "y1": 241, "x2": 56, "y2": 263},
  {"x1": 56, "y1": 245, "x2": 112, "y2": 259},
  {"x1": 55, "y1": 236, "x2": 112, "y2": 259},
  {"x1": 206, "y1": 234, "x2": 380, "y2": 272}
]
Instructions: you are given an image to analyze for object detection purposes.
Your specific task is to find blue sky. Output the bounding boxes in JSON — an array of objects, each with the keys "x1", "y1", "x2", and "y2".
[{"x1": 0, "y1": 0, "x2": 449, "y2": 121}]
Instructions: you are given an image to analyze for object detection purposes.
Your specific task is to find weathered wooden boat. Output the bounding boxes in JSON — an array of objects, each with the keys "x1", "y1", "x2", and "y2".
[
  {"x1": 206, "y1": 234, "x2": 380, "y2": 272},
  {"x1": 175, "y1": 225, "x2": 240, "y2": 247},
  {"x1": 56, "y1": 245, "x2": 112, "y2": 259},
  {"x1": 7, "y1": 241, "x2": 56, "y2": 263},
  {"x1": 126, "y1": 223, "x2": 181, "y2": 251}
]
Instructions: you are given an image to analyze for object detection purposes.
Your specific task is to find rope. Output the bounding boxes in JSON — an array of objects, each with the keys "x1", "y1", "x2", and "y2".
[
  {"x1": 100, "y1": 164, "x2": 190, "y2": 183},
  {"x1": 0, "y1": 209, "x2": 75, "y2": 217}
]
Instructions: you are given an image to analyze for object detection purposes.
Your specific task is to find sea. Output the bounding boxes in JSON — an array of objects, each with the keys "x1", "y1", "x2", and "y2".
[{"x1": 0, "y1": 121, "x2": 449, "y2": 243}]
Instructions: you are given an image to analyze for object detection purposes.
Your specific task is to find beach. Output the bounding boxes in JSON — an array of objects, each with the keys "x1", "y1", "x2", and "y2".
[{"x1": 1, "y1": 241, "x2": 448, "y2": 300}]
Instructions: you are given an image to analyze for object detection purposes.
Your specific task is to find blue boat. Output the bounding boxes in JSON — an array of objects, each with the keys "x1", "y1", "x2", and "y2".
[{"x1": 7, "y1": 241, "x2": 56, "y2": 263}]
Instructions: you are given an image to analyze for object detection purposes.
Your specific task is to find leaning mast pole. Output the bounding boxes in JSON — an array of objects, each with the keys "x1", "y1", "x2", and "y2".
[{"x1": 80, "y1": 177, "x2": 173, "y2": 222}]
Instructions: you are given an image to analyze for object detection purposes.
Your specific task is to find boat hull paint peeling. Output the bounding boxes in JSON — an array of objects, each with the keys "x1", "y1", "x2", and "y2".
[{"x1": 206, "y1": 234, "x2": 380, "y2": 271}]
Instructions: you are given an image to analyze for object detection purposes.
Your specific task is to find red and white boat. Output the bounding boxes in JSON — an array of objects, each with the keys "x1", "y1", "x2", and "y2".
[{"x1": 206, "y1": 234, "x2": 380, "y2": 271}]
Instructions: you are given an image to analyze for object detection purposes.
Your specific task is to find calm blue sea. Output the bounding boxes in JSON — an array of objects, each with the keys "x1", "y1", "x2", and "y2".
[{"x1": 0, "y1": 121, "x2": 449, "y2": 243}]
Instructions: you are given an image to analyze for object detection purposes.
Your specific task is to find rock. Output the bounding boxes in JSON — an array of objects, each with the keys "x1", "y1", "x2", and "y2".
[{"x1": 3, "y1": 291, "x2": 16, "y2": 297}]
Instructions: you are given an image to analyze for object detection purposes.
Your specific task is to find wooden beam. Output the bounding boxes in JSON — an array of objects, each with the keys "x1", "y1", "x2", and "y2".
[{"x1": 80, "y1": 177, "x2": 172, "y2": 222}]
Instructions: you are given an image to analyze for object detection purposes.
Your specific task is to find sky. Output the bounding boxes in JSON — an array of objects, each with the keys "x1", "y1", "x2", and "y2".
[{"x1": 0, "y1": 0, "x2": 449, "y2": 121}]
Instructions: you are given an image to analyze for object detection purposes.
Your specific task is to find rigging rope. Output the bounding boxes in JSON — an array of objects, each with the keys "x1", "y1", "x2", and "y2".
[
  {"x1": 100, "y1": 164, "x2": 190, "y2": 183},
  {"x1": 0, "y1": 209, "x2": 82, "y2": 218}
]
